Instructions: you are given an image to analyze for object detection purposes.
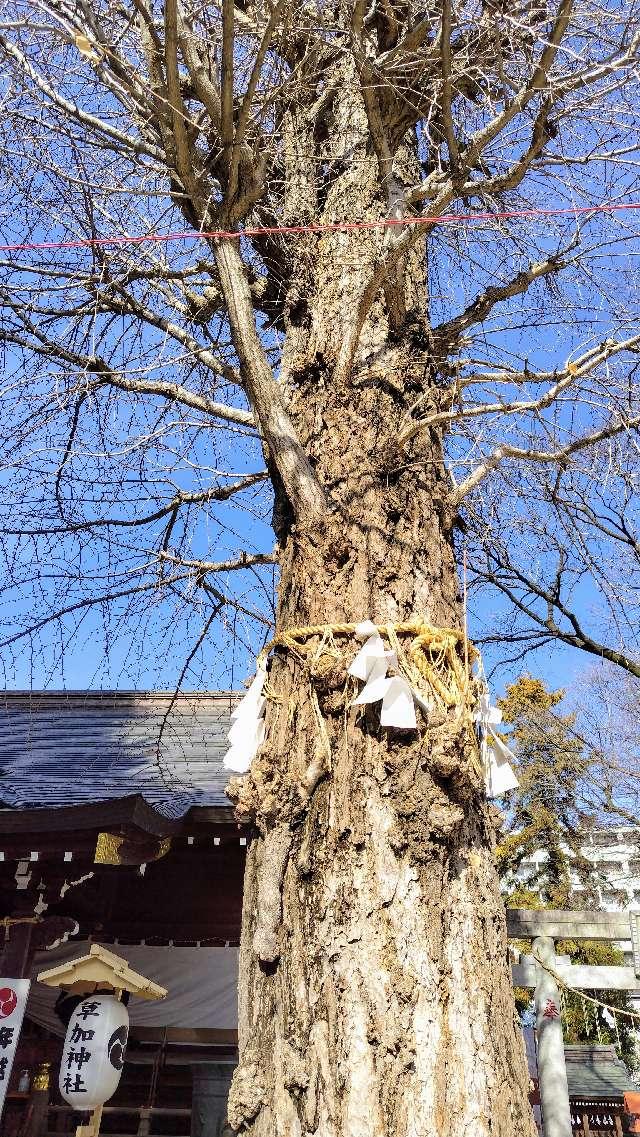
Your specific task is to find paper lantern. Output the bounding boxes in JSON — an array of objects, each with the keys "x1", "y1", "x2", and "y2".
[{"x1": 59, "y1": 994, "x2": 129, "y2": 1110}]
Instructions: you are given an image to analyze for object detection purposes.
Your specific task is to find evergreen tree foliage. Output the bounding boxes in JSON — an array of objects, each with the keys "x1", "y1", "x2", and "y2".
[{"x1": 497, "y1": 676, "x2": 596, "y2": 907}]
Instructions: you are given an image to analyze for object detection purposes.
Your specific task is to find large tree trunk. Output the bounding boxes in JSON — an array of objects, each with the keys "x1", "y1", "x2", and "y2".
[{"x1": 226, "y1": 67, "x2": 536, "y2": 1137}]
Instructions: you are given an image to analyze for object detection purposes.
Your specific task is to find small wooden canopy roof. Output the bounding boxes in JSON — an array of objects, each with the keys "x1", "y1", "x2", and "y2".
[{"x1": 37, "y1": 943, "x2": 167, "y2": 1000}]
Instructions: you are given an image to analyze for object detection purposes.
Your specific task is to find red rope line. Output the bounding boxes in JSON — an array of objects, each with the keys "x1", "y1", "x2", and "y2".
[{"x1": 1, "y1": 201, "x2": 639, "y2": 254}]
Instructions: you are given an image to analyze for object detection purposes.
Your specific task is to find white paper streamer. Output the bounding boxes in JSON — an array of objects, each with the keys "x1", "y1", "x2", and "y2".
[
  {"x1": 349, "y1": 626, "x2": 419, "y2": 729},
  {"x1": 411, "y1": 687, "x2": 434, "y2": 717},
  {"x1": 484, "y1": 731, "x2": 520, "y2": 796},
  {"x1": 380, "y1": 677, "x2": 416, "y2": 729},
  {"x1": 475, "y1": 692, "x2": 519, "y2": 797},
  {"x1": 231, "y1": 671, "x2": 266, "y2": 719},
  {"x1": 223, "y1": 669, "x2": 267, "y2": 773},
  {"x1": 352, "y1": 670, "x2": 392, "y2": 706},
  {"x1": 474, "y1": 692, "x2": 502, "y2": 727},
  {"x1": 348, "y1": 634, "x2": 390, "y2": 681}
]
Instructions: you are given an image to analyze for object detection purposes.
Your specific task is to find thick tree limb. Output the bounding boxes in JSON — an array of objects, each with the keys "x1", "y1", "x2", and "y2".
[
  {"x1": 157, "y1": 550, "x2": 278, "y2": 573},
  {"x1": 0, "y1": 33, "x2": 164, "y2": 161},
  {"x1": 461, "y1": 0, "x2": 575, "y2": 171},
  {"x1": 432, "y1": 251, "x2": 572, "y2": 353},
  {"x1": 5, "y1": 473, "x2": 268, "y2": 535},
  {"x1": 220, "y1": 0, "x2": 236, "y2": 185},
  {"x1": 475, "y1": 554, "x2": 640, "y2": 678},
  {"x1": 333, "y1": 184, "x2": 456, "y2": 382},
  {"x1": 228, "y1": 0, "x2": 287, "y2": 210},
  {"x1": 0, "y1": 332, "x2": 255, "y2": 429},
  {"x1": 461, "y1": 96, "x2": 555, "y2": 198},
  {"x1": 402, "y1": 334, "x2": 640, "y2": 441},
  {"x1": 98, "y1": 375, "x2": 256, "y2": 429},
  {"x1": 213, "y1": 237, "x2": 327, "y2": 520},
  {"x1": 164, "y1": 0, "x2": 195, "y2": 190},
  {"x1": 439, "y1": 0, "x2": 460, "y2": 169}
]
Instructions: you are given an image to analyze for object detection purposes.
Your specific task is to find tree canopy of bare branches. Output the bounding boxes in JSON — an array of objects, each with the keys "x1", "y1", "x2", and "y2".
[{"x1": 0, "y1": 0, "x2": 638, "y2": 684}]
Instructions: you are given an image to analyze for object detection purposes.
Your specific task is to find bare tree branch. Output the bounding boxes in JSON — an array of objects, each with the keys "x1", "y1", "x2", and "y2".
[{"x1": 451, "y1": 414, "x2": 640, "y2": 506}]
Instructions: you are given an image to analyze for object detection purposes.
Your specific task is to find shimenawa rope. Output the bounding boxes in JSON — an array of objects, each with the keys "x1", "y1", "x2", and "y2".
[{"x1": 257, "y1": 618, "x2": 476, "y2": 713}]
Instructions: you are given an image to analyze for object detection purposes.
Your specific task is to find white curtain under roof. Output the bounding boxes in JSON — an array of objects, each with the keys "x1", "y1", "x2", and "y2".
[{"x1": 27, "y1": 942, "x2": 238, "y2": 1035}]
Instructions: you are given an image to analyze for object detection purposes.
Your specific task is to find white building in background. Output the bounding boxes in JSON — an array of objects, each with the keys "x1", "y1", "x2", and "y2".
[{"x1": 516, "y1": 828, "x2": 640, "y2": 912}]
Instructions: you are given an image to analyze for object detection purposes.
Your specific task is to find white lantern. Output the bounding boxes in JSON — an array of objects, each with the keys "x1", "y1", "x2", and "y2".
[{"x1": 59, "y1": 994, "x2": 129, "y2": 1110}]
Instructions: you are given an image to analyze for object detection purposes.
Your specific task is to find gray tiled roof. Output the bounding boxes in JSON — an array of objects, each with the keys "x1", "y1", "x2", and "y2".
[
  {"x1": 0, "y1": 691, "x2": 236, "y2": 818},
  {"x1": 565, "y1": 1045, "x2": 635, "y2": 1100}
]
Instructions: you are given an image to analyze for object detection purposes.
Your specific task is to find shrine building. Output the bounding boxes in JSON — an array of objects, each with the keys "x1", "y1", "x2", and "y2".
[{"x1": 0, "y1": 690, "x2": 243, "y2": 1136}]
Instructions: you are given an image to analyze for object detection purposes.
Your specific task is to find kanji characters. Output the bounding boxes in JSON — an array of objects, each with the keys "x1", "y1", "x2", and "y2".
[
  {"x1": 66, "y1": 1045, "x2": 92, "y2": 1070},
  {"x1": 0, "y1": 1056, "x2": 8, "y2": 1081},
  {"x1": 542, "y1": 998, "x2": 561, "y2": 1020},
  {"x1": 70, "y1": 1023, "x2": 95, "y2": 1045},
  {"x1": 0, "y1": 1026, "x2": 14, "y2": 1049},
  {"x1": 77, "y1": 1001, "x2": 100, "y2": 1021},
  {"x1": 62, "y1": 1072, "x2": 87, "y2": 1094}
]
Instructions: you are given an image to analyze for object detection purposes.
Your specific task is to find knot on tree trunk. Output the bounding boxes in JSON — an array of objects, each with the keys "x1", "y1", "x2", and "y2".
[
  {"x1": 420, "y1": 717, "x2": 483, "y2": 794},
  {"x1": 427, "y1": 800, "x2": 465, "y2": 837},
  {"x1": 226, "y1": 649, "x2": 342, "y2": 832},
  {"x1": 280, "y1": 1039, "x2": 309, "y2": 1092},
  {"x1": 226, "y1": 1051, "x2": 266, "y2": 1131},
  {"x1": 382, "y1": 714, "x2": 484, "y2": 858},
  {"x1": 252, "y1": 824, "x2": 293, "y2": 963}
]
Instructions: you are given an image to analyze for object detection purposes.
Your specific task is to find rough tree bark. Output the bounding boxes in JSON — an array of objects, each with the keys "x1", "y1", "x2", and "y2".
[{"x1": 225, "y1": 72, "x2": 536, "y2": 1137}]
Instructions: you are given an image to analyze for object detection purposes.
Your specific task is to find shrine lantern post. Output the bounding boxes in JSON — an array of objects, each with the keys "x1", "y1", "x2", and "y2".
[{"x1": 37, "y1": 943, "x2": 166, "y2": 1137}]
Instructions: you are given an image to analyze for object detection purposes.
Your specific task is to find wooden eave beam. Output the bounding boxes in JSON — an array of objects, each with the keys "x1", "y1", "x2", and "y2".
[
  {"x1": 185, "y1": 804, "x2": 237, "y2": 827},
  {"x1": 0, "y1": 794, "x2": 178, "y2": 838},
  {"x1": 0, "y1": 797, "x2": 238, "y2": 844},
  {"x1": 131, "y1": 1026, "x2": 238, "y2": 1045}
]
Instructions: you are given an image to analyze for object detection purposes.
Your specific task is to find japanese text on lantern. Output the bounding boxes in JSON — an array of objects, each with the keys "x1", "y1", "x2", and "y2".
[
  {"x1": 63, "y1": 1001, "x2": 100, "y2": 1095},
  {"x1": 59, "y1": 994, "x2": 129, "y2": 1111}
]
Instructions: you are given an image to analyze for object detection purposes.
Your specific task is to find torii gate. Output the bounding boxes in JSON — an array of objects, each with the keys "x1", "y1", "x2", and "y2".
[{"x1": 507, "y1": 909, "x2": 640, "y2": 1137}]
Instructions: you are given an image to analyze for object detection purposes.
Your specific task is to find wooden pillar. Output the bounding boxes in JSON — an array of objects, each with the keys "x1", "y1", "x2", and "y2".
[
  {"x1": 581, "y1": 1110, "x2": 590, "y2": 1136},
  {"x1": 27, "y1": 1062, "x2": 52, "y2": 1137},
  {"x1": 190, "y1": 1064, "x2": 233, "y2": 1137},
  {"x1": 137, "y1": 1107, "x2": 151, "y2": 1135},
  {"x1": 0, "y1": 918, "x2": 36, "y2": 978},
  {"x1": 76, "y1": 1104, "x2": 103, "y2": 1137},
  {"x1": 534, "y1": 937, "x2": 573, "y2": 1137}
]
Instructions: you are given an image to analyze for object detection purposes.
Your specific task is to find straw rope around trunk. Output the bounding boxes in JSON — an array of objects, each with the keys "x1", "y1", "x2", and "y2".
[{"x1": 257, "y1": 619, "x2": 477, "y2": 714}]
